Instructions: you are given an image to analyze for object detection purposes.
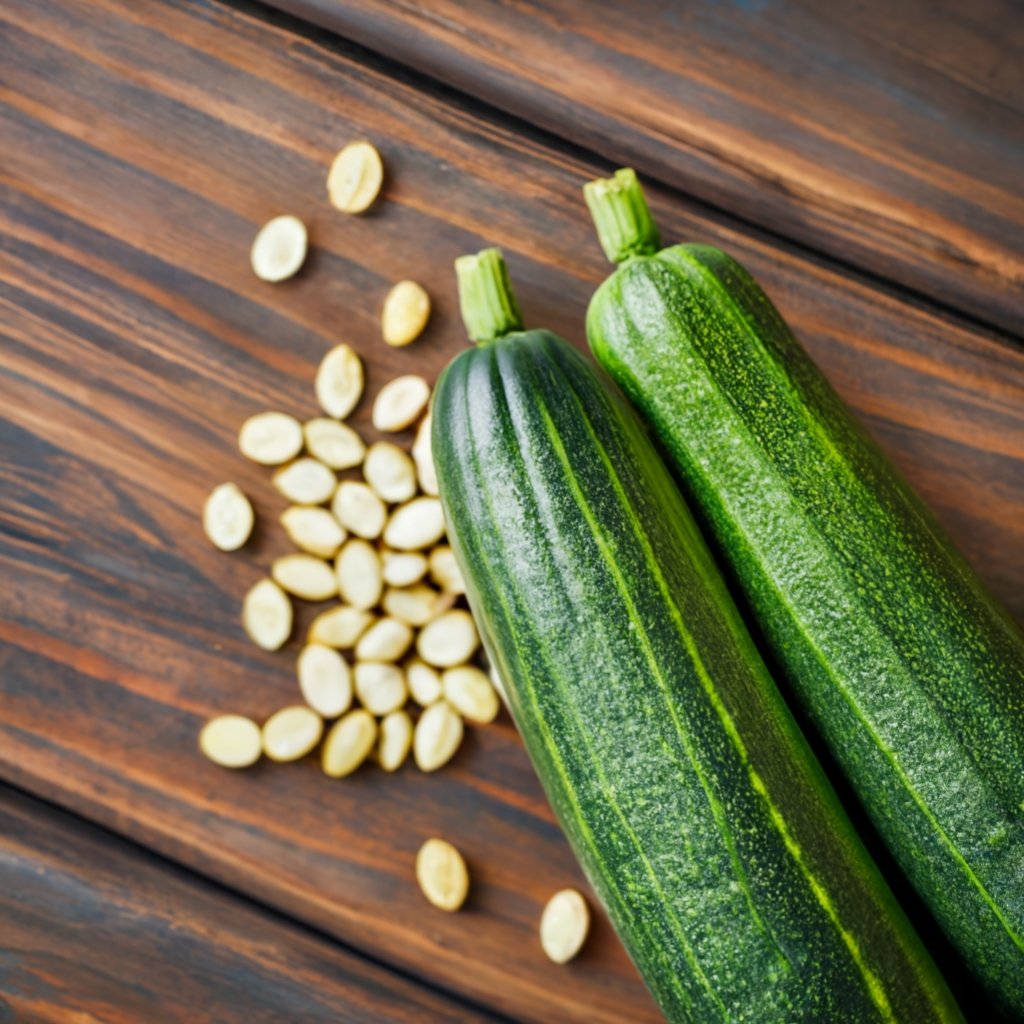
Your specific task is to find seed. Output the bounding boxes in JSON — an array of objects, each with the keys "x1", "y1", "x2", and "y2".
[
  {"x1": 297, "y1": 643, "x2": 353, "y2": 717},
  {"x1": 540, "y1": 889, "x2": 590, "y2": 964},
  {"x1": 413, "y1": 700, "x2": 463, "y2": 772},
  {"x1": 417, "y1": 609, "x2": 479, "y2": 668},
  {"x1": 442, "y1": 666, "x2": 499, "y2": 724},
  {"x1": 322, "y1": 708, "x2": 377, "y2": 777},
  {"x1": 416, "y1": 838, "x2": 469, "y2": 911},
  {"x1": 239, "y1": 411, "x2": 304, "y2": 465},
  {"x1": 428, "y1": 546, "x2": 465, "y2": 594},
  {"x1": 262, "y1": 705, "x2": 323, "y2": 762},
  {"x1": 315, "y1": 344, "x2": 364, "y2": 420},
  {"x1": 335, "y1": 539, "x2": 383, "y2": 610},
  {"x1": 280, "y1": 506, "x2": 346, "y2": 559},
  {"x1": 354, "y1": 662, "x2": 407, "y2": 716},
  {"x1": 250, "y1": 214, "x2": 308, "y2": 282},
  {"x1": 383, "y1": 497, "x2": 446, "y2": 551},
  {"x1": 412, "y1": 412, "x2": 438, "y2": 496},
  {"x1": 327, "y1": 141, "x2": 383, "y2": 214},
  {"x1": 308, "y1": 605, "x2": 375, "y2": 649},
  {"x1": 332, "y1": 481, "x2": 386, "y2": 539},
  {"x1": 355, "y1": 617, "x2": 414, "y2": 662},
  {"x1": 381, "y1": 280, "x2": 430, "y2": 347},
  {"x1": 199, "y1": 714, "x2": 262, "y2": 769},
  {"x1": 372, "y1": 375, "x2": 430, "y2": 433},
  {"x1": 272, "y1": 554, "x2": 338, "y2": 601},
  {"x1": 242, "y1": 578, "x2": 293, "y2": 650},
  {"x1": 406, "y1": 658, "x2": 442, "y2": 707},
  {"x1": 381, "y1": 550, "x2": 429, "y2": 588},
  {"x1": 303, "y1": 418, "x2": 366, "y2": 470},
  {"x1": 203, "y1": 482, "x2": 254, "y2": 552},
  {"x1": 378, "y1": 709, "x2": 413, "y2": 772},
  {"x1": 273, "y1": 458, "x2": 337, "y2": 505},
  {"x1": 382, "y1": 585, "x2": 454, "y2": 627},
  {"x1": 489, "y1": 664, "x2": 508, "y2": 706},
  {"x1": 363, "y1": 442, "x2": 417, "y2": 503}
]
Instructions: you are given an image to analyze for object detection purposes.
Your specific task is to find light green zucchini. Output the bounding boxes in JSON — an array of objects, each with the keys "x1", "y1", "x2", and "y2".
[{"x1": 584, "y1": 167, "x2": 1024, "y2": 1016}]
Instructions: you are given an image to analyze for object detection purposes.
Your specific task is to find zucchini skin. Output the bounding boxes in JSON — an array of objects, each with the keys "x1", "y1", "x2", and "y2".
[
  {"x1": 587, "y1": 244, "x2": 1024, "y2": 1014},
  {"x1": 433, "y1": 329, "x2": 960, "y2": 1023}
]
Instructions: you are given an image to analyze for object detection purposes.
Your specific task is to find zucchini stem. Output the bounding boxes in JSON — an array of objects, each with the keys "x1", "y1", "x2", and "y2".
[
  {"x1": 455, "y1": 248, "x2": 524, "y2": 343},
  {"x1": 584, "y1": 168, "x2": 661, "y2": 263}
]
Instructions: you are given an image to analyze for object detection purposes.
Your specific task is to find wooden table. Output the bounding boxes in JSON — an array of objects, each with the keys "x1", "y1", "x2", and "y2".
[{"x1": 1, "y1": 1, "x2": 1021, "y2": 1020}]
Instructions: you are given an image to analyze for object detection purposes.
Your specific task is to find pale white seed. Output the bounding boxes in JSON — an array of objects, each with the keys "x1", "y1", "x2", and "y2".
[
  {"x1": 372, "y1": 375, "x2": 430, "y2": 433},
  {"x1": 271, "y1": 554, "x2": 338, "y2": 601},
  {"x1": 250, "y1": 214, "x2": 307, "y2": 283},
  {"x1": 381, "y1": 550, "x2": 429, "y2": 588},
  {"x1": 363, "y1": 442, "x2": 417, "y2": 503},
  {"x1": 355, "y1": 617, "x2": 414, "y2": 663},
  {"x1": 315, "y1": 344, "x2": 364, "y2": 420},
  {"x1": 273, "y1": 458, "x2": 337, "y2": 505},
  {"x1": 262, "y1": 705, "x2": 323, "y2": 762},
  {"x1": 203, "y1": 482, "x2": 254, "y2": 552},
  {"x1": 327, "y1": 141, "x2": 383, "y2": 214},
  {"x1": 382, "y1": 585, "x2": 454, "y2": 627},
  {"x1": 332, "y1": 481, "x2": 386, "y2": 540},
  {"x1": 280, "y1": 506, "x2": 346, "y2": 558},
  {"x1": 416, "y1": 838, "x2": 469, "y2": 912},
  {"x1": 412, "y1": 412, "x2": 438, "y2": 496},
  {"x1": 416, "y1": 610, "x2": 479, "y2": 668},
  {"x1": 540, "y1": 889, "x2": 590, "y2": 964},
  {"x1": 428, "y1": 545, "x2": 465, "y2": 594},
  {"x1": 308, "y1": 605, "x2": 375, "y2": 649},
  {"x1": 297, "y1": 643, "x2": 353, "y2": 717},
  {"x1": 239, "y1": 411, "x2": 304, "y2": 465},
  {"x1": 381, "y1": 280, "x2": 430, "y2": 347},
  {"x1": 303, "y1": 417, "x2": 366, "y2": 470},
  {"x1": 378, "y1": 709, "x2": 413, "y2": 772},
  {"x1": 383, "y1": 497, "x2": 446, "y2": 551},
  {"x1": 354, "y1": 662, "x2": 407, "y2": 716},
  {"x1": 413, "y1": 700, "x2": 463, "y2": 772},
  {"x1": 322, "y1": 708, "x2": 377, "y2": 777},
  {"x1": 335, "y1": 539, "x2": 383, "y2": 610},
  {"x1": 242, "y1": 578, "x2": 293, "y2": 651},
  {"x1": 489, "y1": 664, "x2": 509, "y2": 707},
  {"x1": 199, "y1": 715, "x2": 262, "y2": 769},
  {"x1": 442, "y1": 665, "x2": 499, "y2": 724},
  {"x1": 406, "y1": 658, "x2": 442, "y2": 707}
]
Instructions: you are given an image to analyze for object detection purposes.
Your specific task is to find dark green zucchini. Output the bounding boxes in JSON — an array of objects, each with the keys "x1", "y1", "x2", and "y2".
[
  {"x1": 433, "y1": 248, "x2": 960, "y2": 1023},
  {"x1": 584, "y1": 168, "x2": 1024, "y2": 1016}
]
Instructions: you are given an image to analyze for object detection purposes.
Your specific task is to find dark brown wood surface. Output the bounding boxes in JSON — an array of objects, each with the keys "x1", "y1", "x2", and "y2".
[
  {"x1": 1, "y1": 0, "x2": 1022, "y2": 1020},
  {"x1": 0, "y1": 785, "x2": 499, "y2": 1023},
  {"x1": 267, "y1": 0, "x2": 1024, "y2": 336}
]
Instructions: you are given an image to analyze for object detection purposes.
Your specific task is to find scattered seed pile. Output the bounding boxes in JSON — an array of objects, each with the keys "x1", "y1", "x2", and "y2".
[{"x1": 201, "y1": 140, "x2": 588, "y2": 965}]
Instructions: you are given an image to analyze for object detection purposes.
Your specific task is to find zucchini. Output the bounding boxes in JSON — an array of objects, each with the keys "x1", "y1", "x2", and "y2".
[
  {"x1": 584, "y1": 168, "x2": 1024, "y2": 1015},
  {"x1": 434, "y1": 249, "x2": 960, "y2": 1023}
]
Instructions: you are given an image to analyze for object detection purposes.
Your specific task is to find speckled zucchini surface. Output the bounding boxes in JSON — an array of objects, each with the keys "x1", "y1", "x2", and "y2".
[
  {"x1": 433, "y1": 263, "x2": 960, "y2": 1022},
  {"x1": 584, "y1": 192, "x2": 1024, "y2": 1014}
]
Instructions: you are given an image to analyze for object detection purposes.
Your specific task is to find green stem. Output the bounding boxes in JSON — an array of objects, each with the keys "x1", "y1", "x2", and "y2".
[
  {"x1": 455, "y1": 248, "x2": 525, "y2": 343},
  {"x1": 583, "y1": 167, "x2": 661, "y2": 264}
]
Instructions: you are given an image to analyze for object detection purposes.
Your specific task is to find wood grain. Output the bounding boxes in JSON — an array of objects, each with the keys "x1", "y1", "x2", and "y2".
[
  {"x1": 0, "y1": 0, "x2": 1021, "y2": 1020},
  {"x1": 0, "y1": 785, "x2": 499, "y2": 1024},
  {"x1": 268, "y1": 0, "x2": 1024, "y2": 336}
]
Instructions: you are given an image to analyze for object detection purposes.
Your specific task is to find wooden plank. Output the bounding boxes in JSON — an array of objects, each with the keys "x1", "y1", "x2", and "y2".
[
  {"x1": 0, "y1": 0, "x2": 1020, "y2": 1021},
  {"x1": 267, "y1": 0, "x2": 1024, "y2": 335},
  {"x1": 0, "y1": 785, "x2": 499, "y2": 1023}
]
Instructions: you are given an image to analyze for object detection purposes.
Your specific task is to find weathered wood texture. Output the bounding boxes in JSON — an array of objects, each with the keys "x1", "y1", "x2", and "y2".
[
  {"x1": 0, "y1": 0, "x2": 1022, "y2": 1020},
  {"x1": 269, "y1": 0, "x2": 1024, "y2": 336},
  {"x1": 0, "y1": 786, "x2": 499, "y2": 1024}
]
